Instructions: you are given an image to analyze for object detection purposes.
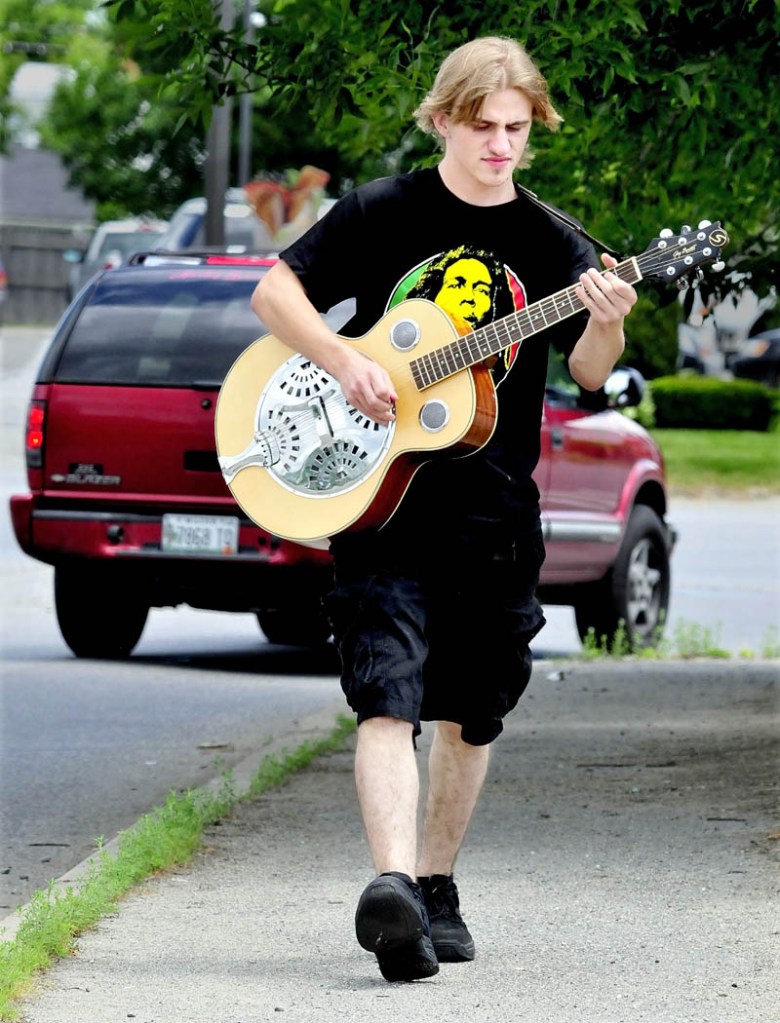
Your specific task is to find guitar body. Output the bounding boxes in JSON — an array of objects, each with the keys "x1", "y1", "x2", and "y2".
[{"x1": 215, "y1": 299, "x2": 498, "y2": 546}]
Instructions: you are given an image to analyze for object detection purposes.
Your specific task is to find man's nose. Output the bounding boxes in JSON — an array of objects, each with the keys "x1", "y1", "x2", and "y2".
[{"x1": 488, "y1": 129, "x2": 512, "y2": 153}]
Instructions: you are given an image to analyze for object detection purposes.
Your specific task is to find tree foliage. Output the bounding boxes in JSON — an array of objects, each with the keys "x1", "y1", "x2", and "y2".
[
  {"x1": 0, "y1": 0, "x2": 96, "y2": 149},
  {"x1": 39, "y1": 37, "x2": 208, "y2": 221},
  {"x1": 2, "y1": 0, "x2": 384, "y2": 221},
  {"x1": 104, "y1": 0, "x2": 779, "y2": 308}
]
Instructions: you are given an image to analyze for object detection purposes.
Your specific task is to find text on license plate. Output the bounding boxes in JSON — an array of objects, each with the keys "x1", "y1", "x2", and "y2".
[{"x1": 161, "y1": 514, "x2": 239, "y2": 555}]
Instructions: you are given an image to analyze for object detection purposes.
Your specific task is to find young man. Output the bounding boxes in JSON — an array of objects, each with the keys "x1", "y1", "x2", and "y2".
[{"x1": 252, "y1": 36, "x2": 637, "y2": 982}]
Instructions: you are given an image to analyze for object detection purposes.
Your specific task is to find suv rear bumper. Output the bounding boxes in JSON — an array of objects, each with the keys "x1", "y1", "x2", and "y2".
[{"x1": 9, "y1": 494, "x2": 332, "y2": 613}]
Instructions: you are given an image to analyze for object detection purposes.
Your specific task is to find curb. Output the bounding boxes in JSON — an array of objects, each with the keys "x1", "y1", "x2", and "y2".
[{"x1": 0, "y1": 698, "x2": 347, "y2": 946}]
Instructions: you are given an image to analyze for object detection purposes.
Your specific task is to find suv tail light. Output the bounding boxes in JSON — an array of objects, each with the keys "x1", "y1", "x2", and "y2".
[{"x1": 25, "y1": 400, "x2": 46, "y2": 468}]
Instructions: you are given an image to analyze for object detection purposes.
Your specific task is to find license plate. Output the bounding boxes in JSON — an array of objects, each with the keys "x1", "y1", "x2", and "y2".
[{"x1": 161, "y1": 514, "x2": 239, "y2": 555}]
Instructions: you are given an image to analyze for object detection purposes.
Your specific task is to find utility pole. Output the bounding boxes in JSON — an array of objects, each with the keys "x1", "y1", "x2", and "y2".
[
  {"x1": 204, "y1": 0, "x2": 235, "y2": 246},
  {"x1": 237, "y1": 0, "x2": 254, "y2": 187}
]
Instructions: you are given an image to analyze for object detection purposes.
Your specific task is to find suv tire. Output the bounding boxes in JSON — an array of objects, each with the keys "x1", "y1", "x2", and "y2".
[
  {"x1": 574, "y1": 505, "x2": 671, "y2": 651},
  {"x1": 256, "y1": 607, "x2": 332, "y2": 647},
  {"x1": 55, "y1": 566, "x2": 149, "y2": 659}
]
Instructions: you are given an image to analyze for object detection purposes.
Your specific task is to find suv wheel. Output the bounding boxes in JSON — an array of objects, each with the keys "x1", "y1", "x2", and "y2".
[
  {"x1": 574, "y1": 505, "x2": 671, "y2": 651},
  {"x1": 55, "y1": 566, "x2": 149, "y2": 658},
  {"x1": 256, "y1": 607, "x2": 332, "y2": 647}
]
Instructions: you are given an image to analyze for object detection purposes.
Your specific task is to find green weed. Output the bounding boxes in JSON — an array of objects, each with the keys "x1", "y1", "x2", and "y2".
[
  {"x1": 0, "y1": 715, "x2": 356, "y2": 1021},
  {"x1": 761, "y1": 625, "x2": 780, "y2": 659},
  {"x1": 671, "y1": 619, "x2": 731, "y2": 659},
  {"x1": 577, "y1": 618, "x2": 780, "y2": 661}
]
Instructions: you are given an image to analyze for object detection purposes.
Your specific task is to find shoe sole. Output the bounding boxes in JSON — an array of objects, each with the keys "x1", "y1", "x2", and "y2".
[
  {"x1": 355, "y1": 876, "x2": 439, "y2": 982},
  {"x1": 432, "y1": 937, "x2": 476, "y2": 962},
  {"x1": 377, "y1": 934, "x2": 440, "y2": 982},
  {"x1": 355, "y1": 876, "x2": 424, "y2": 951}
]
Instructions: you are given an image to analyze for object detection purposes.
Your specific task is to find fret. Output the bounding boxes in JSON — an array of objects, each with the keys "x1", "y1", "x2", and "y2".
[
  {"x1": 436, "y1": 346, "x2": 454, "y2": 378},
  {"x1": 541, "y1": 298, "x2": 560, "y2": 323},
  {"x1": 514, "y1": 309, "x2": 532, "y2": 339},
  {"x1": 449, "y1": 342, "x2": 467, "y2": 371},
  {"x1": 416, "y1": 355, "x2": 434, "y2": 387},
  {"x1": 529, "y1": 306, "x2": 549, "y2": 329},
  {"x1": 490, "y1": 320, "x2": 511, "y2": 351},
  {"x1": 474, "y1": 328, "x2": 492, "y2": 358},
  {"x1": 550, "y1": 291, "x2": 569, "y2": 320},
  {"x1": 462, "y1": 334, "x2": 483, "y2": 364}
]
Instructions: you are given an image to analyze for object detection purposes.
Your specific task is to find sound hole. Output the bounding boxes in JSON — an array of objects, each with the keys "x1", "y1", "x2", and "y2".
[
  {"x1": 390, "y1": 318, "x2": 420, "y2": 351},
  {"x1": 419, "y1": 399, "x2": 449, "y2": 433}
]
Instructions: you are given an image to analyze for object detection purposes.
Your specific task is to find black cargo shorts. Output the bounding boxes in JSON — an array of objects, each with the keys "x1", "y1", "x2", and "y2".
[{"x1": 325, "y1": 529, "x2": 546, "y2": 746}]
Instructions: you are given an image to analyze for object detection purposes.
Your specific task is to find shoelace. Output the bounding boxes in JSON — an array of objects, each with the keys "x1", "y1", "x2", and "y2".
[{"x1": 425, "y1": 879, "x2": 461, "y2": 921}]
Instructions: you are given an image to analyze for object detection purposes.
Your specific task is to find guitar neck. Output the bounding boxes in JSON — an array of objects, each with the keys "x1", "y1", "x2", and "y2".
[{"x1": 410, "y1": 256, "x2": 643, "y2": 389}]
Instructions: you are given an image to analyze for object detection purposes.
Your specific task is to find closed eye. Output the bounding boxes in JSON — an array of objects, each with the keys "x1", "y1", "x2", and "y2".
[{"x1": 474, "y1": 121, "x2": 530, "y2": 133}]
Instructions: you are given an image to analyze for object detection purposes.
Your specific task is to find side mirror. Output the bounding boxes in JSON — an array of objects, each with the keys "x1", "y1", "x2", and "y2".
[{"x1": 604, "y1": 367, "x2": 645, "y2": 409}]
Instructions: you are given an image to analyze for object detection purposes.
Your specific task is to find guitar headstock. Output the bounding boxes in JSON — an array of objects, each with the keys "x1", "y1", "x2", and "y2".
[{"x1": 639, "y1": 221, "x2": 729, "y2": 284}]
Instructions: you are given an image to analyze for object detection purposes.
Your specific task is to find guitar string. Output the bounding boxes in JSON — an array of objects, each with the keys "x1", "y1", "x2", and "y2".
[
  {"x1": 406, "y1": 242, "x2": 717, "y2": 389},
  {"x1": 402, "y1": 244, "x2": 687, "y2": 395},
  {"x1": 254, "y1": 237, "x2": 718, "y2": 442}
]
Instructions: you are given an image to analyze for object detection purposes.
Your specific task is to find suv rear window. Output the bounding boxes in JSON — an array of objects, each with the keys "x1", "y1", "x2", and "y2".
[{"x1": 54, "y1": 268, "x2": 266, "y2": 388}]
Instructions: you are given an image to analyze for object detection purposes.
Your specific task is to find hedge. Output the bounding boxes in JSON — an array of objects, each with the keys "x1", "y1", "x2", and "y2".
[{"x1": 650, "y1": 375, "x2": 775, "y2": 431}]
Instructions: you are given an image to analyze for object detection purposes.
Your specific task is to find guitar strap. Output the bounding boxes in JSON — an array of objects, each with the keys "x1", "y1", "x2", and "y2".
[{"x1": 515, "y1": 183, "x2": 624, "y2": 260}]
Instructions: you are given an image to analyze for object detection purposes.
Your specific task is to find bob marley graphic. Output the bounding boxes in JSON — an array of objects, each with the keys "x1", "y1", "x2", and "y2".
[{"x1": 388, "y1": 245, "x2": 526, "y2": 383}]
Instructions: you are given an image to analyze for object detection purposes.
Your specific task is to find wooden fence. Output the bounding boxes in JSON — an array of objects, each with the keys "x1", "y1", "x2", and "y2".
[{"x1": 1, "y1": 222, "x2": 92, "y2": 325}]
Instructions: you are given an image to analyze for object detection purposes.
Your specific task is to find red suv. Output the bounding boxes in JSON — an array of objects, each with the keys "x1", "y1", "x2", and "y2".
[{"x1": 9, "y1": 253, "x2": 674, "y2": 657}]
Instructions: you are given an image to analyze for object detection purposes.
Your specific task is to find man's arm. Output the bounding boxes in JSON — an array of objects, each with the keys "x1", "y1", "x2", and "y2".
[
  {"x1": 252, "y1": 260, "x2": 396, "y2": 424},
  {"x1": 567, "y1": 254, "x2": 637, "y2": 391}
]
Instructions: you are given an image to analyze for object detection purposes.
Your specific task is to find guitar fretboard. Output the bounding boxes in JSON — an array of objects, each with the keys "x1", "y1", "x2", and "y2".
[{"x1": 409, "y1": 258, "x2": 642, "y2": 390}]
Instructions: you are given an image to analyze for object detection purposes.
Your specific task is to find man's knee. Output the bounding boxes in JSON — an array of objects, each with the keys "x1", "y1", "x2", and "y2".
[
  {"x1": 435, "y1": 719, "x2": 486, "y2": 752},
  {"x1": 359, "y1": 715, "x2": 415, "y2": 740}
]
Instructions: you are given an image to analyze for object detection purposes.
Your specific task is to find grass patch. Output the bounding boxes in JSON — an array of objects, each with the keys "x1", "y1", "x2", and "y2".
[
  {"x1": 579, "y1": 619, "x2": 780, "y2": 661},
  {"x1": 652, "y1": 428, "x2": 780, "y2": 494},
  {"x1": 0, "y1": 714, "x2": 356, "y2": 1021}
]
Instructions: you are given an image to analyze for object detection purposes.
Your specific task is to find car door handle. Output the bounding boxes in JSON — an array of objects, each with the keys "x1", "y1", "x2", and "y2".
[{"x1": 551, "y1": 428, "x2": 564, "y2": 451}]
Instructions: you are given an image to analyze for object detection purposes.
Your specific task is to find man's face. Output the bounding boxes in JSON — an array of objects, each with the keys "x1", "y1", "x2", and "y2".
[{"x1": 433, "y1": 88, "x2": 533, "y2": 204}]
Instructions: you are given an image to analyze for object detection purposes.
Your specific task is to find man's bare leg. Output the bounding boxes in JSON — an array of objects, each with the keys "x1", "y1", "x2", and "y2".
[
  {"x1": 417, "y1": 720, "x2": 490, "y2": 875},
  {"x1": 353, "y1": 716, "x2": 439, "y2": 980},
  {"x1": 354, "y1": 715, "x2": 419, "y2": 877},
  {"x1": 414, "y1": 720, "x2": 487, "y2": 962}
]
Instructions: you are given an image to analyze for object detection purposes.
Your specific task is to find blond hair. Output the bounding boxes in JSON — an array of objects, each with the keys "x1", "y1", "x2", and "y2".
[{"x1": 413, "y1": 36, "x2": 562, "y2": 162}]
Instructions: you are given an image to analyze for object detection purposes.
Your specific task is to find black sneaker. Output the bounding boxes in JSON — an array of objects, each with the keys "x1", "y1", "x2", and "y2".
[
  {"x1": 355, "y1": 872, "x2": 439, "y2": 982},
  {"x1": 418, "y1": 874, "x2": 475, "y2": 962}
]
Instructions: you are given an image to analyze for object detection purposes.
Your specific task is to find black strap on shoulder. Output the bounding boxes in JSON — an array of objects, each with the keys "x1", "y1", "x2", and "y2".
[{"x1": 515, "y1": 183, "x2": 624, "y2": 259}]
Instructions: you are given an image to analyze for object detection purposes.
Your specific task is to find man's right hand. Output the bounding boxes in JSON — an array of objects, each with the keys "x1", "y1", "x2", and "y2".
[{"x1": 332, "y1": 347, "x2": 397, "y2": 425}]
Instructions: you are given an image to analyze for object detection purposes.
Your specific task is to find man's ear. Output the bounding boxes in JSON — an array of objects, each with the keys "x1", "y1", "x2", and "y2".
[{"x1": 431, "y1": 111, "x2": 449, "y2": 138}]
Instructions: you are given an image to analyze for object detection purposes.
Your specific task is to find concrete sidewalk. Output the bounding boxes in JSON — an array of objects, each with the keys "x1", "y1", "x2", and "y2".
[{"x1": 9, "y1": 660, "x2": 779, "y2": 1023}]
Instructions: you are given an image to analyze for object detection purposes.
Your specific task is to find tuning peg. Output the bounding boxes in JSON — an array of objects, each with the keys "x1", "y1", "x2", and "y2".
[
  {"x1": 680, "y1": 225, "x2": 692, "y2": 234},
  {"x1": 711, "y1": 261, "x2": 726, "y2": 272},
  {"x1": 659, "y1": 228, "x2": 674, "y2": 238},
  {"x1": 698, "y1": 219, "x2": 712, "y2": 229}
]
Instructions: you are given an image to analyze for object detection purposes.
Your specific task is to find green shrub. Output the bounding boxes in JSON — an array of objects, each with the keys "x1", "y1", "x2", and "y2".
[{"x1": 650, "y1": 375, "x2": 775, "y2": 431}]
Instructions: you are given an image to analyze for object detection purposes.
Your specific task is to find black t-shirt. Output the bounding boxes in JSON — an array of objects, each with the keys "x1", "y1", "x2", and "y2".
[{"x1": 280, "y1": 167, "x2": 597, "y2": 563}]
